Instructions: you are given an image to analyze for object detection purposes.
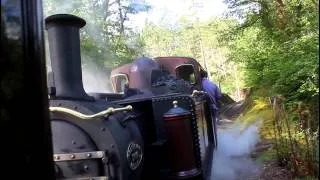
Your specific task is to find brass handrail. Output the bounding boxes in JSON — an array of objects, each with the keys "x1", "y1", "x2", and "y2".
[
  {"x1": 191, "y1": 90, "x2": 207, "y2": 97},
  {"x1": 49, "y1": 105, "x2": 133, "y2": 120}
]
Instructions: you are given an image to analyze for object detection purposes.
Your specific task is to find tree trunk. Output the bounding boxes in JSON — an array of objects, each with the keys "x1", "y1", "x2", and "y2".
[
  {"x1": 116, "y1": 0, "x2": 125, "y2": 35},
  {"x1": 276, "y1": 0, "x2": 287, "y2": 29},
  {"x1": 198, "y1": 29, "x2": 211, "y2": 79}
]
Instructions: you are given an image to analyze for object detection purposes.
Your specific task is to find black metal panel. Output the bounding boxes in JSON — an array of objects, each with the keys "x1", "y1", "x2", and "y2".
[
  {"x1": 105, "y1": 110, "x2": 144, "y2": 180},
  {"x1": 109, "y1": 99, "x2": 160, "y2": 180},
  {"x1": 87, "y1": 93, "x2": 125, "y2": 101},
  {"x1": 51, "y1": 120, "x2": 101, "y2": 178},
  {"x1": 49, "y1": 100, "x2": 144, "y2": 180},
  {"x1": 1, "y1": 0, "x2": 55, "y2": 179}
]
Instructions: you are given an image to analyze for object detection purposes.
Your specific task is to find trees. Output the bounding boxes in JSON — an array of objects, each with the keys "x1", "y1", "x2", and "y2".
[
  {"x1": 224, "y1": 2, "x2": 319, "y2": 176},
  {"x1": 43, "y1": 0, "x2": 149, "y2": 70},
  {"x1": 43, "y1": 0, "x2": 318, "y2": 105},
  {"x1": 224, "y1": 0, "x2": 319, "y2": 104},
  {"x1": 43, "y1": 0, "x2": 150, "y2": 92}
]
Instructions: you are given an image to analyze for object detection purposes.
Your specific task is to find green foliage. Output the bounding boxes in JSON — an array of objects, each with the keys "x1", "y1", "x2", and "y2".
[
  {"x1": 224, "y1": 0, "x2": 319, "y2": 106},
  {"x1": 239, "y1": 93, "x2": 319, "y2": 178},
  {"x1": 43, "y1": 0, "x2": 148, "y2": 70},
  {"x1": 43, "y1": 0, "x2": 318, "y2": 107},
  {"x1": 256, "y1": 148, "x2": 277, "y2": 163}
]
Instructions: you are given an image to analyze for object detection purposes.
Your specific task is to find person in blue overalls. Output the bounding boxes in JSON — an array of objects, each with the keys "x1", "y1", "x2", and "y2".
[{"x1": 200, "y1": 70, "x2": 222, "y2": 125}]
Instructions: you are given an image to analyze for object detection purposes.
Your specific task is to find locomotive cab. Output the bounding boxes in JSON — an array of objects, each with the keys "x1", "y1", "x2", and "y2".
[
  {"x1": 111, "y1": 73, "x2": 129, "y2": 94},
  {"x1": 175, "y1": 64, "x2": 197, "y2": 85}
]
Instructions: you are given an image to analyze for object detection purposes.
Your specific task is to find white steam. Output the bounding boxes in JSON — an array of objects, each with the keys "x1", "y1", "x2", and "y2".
[
  {"x1": 211, "y1": 120, "x2": 262, "y2": 180},
  {"x1": 82, "y1": 62, "x2": 112, "y2": 93}
]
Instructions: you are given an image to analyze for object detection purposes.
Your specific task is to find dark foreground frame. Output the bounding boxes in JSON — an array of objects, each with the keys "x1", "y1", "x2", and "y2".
[{"x1": 1, "y1": 0, "x2": 55, "y2": 179}]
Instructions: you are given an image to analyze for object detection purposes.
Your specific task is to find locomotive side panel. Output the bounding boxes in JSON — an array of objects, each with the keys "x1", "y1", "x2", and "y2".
[
  {"x1": 50, "y1": 100, "x2": 145, "y2": 180},
  {"x1": 112, "y1": 94, "x2": 208, "y2": 179},
  {"x1": 195, "y1": 100, "x2": 215, "y2": 178}
]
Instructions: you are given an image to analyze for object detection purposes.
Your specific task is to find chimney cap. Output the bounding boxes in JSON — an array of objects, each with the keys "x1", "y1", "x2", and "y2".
[{"x1": 45, "y1": 14, "x2": 86, "y2": 30}]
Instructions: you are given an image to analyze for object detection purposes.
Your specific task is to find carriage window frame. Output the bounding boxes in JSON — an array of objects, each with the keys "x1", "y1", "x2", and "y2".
[
  {"x1": 175, "y1": 64, "x2": 196, "y2": 85},
  {"x1": 110, "y1": 73, "x2": 129, "y2": 93}
]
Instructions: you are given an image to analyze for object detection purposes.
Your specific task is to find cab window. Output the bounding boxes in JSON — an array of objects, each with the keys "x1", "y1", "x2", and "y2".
[
  {"x1": 176, "y1": 64, "x2": 196, "y2": 84},
  {"x1": 111, "y1": 74, "x2": 129, "y2": 93}
]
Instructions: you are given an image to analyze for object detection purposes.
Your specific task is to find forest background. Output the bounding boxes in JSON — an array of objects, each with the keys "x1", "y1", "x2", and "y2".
[
  {"x1": 44, "y1": 0, "x2": 318, "y2": 104},
  {"x1": 44, "y1": 0, "x2": 318, "y2": 178}
]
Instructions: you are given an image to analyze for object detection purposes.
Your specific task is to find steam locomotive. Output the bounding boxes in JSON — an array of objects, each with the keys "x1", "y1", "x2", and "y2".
[{"x1": 46, "y1": 13, "x2": 217, "y2": 180}]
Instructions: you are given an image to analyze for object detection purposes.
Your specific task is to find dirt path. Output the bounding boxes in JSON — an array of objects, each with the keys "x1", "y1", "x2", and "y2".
[{"x1": 248, "y1": 141, "x2": 293, "y2": 180}]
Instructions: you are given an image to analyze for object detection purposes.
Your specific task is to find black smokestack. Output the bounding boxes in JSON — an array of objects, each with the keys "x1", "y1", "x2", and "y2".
[{"x1": 45, "y1": 14, "x2": 93, "y2": 101}]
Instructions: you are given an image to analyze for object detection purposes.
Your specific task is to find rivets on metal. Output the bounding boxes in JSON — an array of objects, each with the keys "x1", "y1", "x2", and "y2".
[
  {"x1": 72, "y1": 141, "x2": 76, "y2": 144},
  {"x1": 111, "y1": 144, "x2": 115, "y2": 148},
  {"x1": 54, "y1": 155, "x2": 60, "y2": 160},
  {"x1": 86, "y1": 153, "x2": 91, "y2": 157},
  {"x1": 74, "y1": 106, "x2": 78, "y2": 110},
  {"x1": 70, "y1": 154, "x2": 75, "y2": 159},
  {"x1": 84, "y1": 165, "x2": 89, "y2": 171},
  {"x1": 101, "y1": 127, "x2": 106, "y2": 131},
  {"x1": 58, "y1": 103, "x2": 62, "y2": 106}
]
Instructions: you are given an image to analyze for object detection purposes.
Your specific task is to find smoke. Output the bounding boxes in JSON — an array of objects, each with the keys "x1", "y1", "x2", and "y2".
[
  {"x1": 210, "y1": 120, "x2": 262, "y2": 180},
  {"x1": 82, "y1": 62, "x2": 112, "y2": 93}
]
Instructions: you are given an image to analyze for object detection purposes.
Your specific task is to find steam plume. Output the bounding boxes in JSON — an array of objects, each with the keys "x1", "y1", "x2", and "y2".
[
  {"x1": 211, "y1": 120, "x2": 262, "y2": 180},
  {"x1": 82, "y1": 61, "x2": 112, "y2": 93}
]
